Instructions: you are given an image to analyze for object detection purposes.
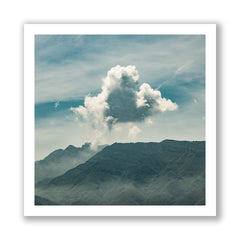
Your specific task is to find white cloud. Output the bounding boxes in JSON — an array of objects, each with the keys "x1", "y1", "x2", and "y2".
[
  {"x1": 54, "y1": 101, "x2": 60, "y2": 108},
  {"x1": 128, "y1": 126, "x2": 141, "y2": 140},
  {"x1": 71, "y1": 65, "x2": 178, "y2": 146},
  {"x1": 72, "y1": 65, "x2": 177, "y2": 127},
  {"x1": 145, "y1": 118, "x2": 153, "y2": 125},
  {"x1": 137, "y1": 83, "x2": 178, "y2": 112}
]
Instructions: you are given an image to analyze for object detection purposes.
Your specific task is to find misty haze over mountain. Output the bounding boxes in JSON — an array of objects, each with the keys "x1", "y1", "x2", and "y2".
[
  {"x1": 35, "y1": 140, "x2": 205, "y2": 205},
  {"x1": 35, "y1": 143, "x2": 106, "y2": 183}
]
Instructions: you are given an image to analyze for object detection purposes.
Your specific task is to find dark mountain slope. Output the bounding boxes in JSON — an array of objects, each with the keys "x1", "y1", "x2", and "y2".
[{"x1": 50, "y1": 140, "x2": 205, "y2": 186}]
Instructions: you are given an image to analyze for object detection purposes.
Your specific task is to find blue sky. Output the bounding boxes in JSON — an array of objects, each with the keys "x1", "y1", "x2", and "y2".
[{"x1": 35, "y1": 34, "x2": 205, "y2": 160}]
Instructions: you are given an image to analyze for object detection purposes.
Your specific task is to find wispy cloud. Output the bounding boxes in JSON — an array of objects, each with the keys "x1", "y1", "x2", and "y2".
[
  {"x1": 54, "y1": 101, "x2": 60, "y2": 108},
  {"x1": 35, "y1": 35, "x2": 205, "y2": 103}
]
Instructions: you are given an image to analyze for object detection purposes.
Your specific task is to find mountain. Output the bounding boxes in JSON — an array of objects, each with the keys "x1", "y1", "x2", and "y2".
[
  {"x1": 35, "y1": 143, "x2": 106, "y2": 183},
  {"x1": 35, "y1": 140, "x2": 205, "y2": 205},
  {"x1": 50, "y1": 140, "x2": 205, "y2": 185}
]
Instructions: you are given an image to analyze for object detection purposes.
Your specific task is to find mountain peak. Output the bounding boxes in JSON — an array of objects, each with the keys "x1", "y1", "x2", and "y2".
[{"x1": 65, "y1": 145, "x2": 77, "y2": 151}]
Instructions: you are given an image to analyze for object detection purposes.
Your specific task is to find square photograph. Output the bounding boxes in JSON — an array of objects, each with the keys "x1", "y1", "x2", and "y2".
[{"x1": 24, "y1": 24, "x2": 216, "y2": 216}]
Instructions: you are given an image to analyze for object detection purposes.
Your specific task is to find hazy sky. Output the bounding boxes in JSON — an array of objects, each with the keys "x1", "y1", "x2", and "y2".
[{"x1": 35, "y1": 35, "x2": 205, "y2": 160}]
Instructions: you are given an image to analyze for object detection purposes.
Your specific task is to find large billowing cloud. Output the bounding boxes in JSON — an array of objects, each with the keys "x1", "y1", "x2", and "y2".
[{"x1": 71, "y1": 65, "x2": 177, "y2": 144}]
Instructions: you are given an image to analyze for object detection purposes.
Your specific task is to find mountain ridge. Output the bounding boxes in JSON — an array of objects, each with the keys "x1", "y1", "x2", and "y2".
[
  {"x1": 35, "y1": 142, "x2": 107, "y2": 183},
  {"x1": 36, "y1": 140, "x2": 205, "y2": 205}
]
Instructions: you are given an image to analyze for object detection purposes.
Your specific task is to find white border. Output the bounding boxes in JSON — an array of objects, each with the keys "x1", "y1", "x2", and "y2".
[{"x1": 24, "y1": 24, "x2": 216, "y2": 216}]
